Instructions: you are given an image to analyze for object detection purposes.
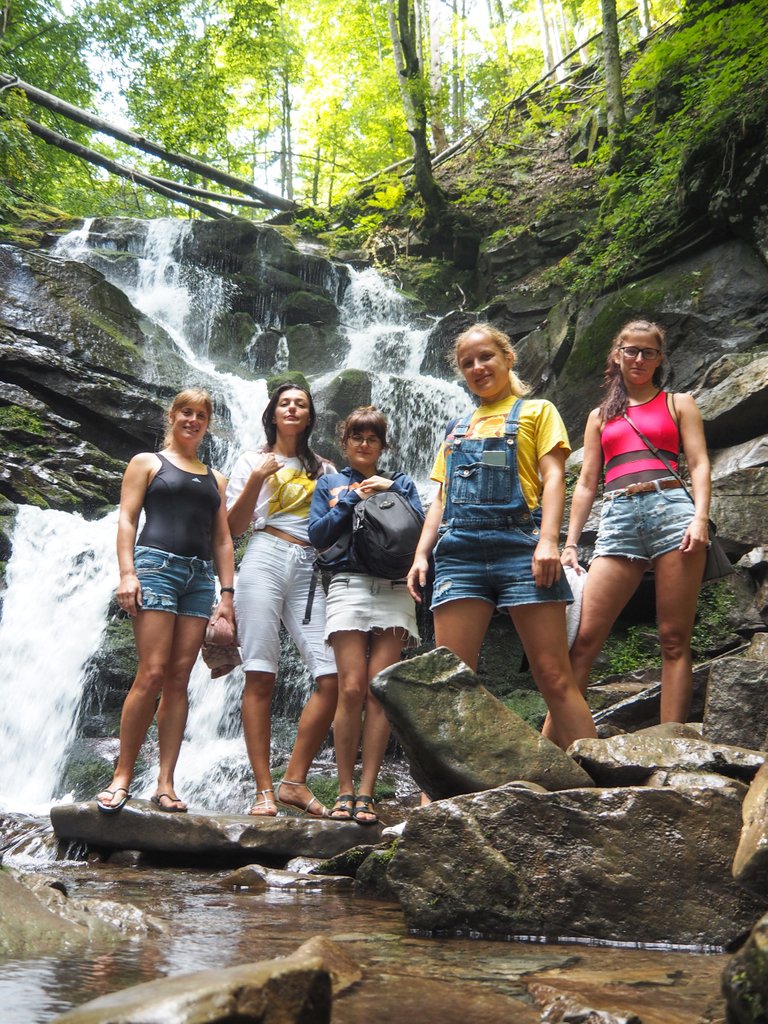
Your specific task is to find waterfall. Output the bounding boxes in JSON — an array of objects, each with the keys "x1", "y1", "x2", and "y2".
[
  {"x1": 0, "y1": 507, "x2": 118, "y2": 813},
  {"x1": 2, "y1": 220, "x2": 469, "y2": 814}
]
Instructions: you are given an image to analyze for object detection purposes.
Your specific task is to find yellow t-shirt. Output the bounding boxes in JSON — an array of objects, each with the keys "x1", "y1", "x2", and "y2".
[{"x1": 430, "y1": 396, "x2": 571, "y2": 511}]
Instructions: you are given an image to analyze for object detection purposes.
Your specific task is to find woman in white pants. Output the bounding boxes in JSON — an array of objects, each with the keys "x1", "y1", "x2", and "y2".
[{"x1": 227, "y1": 383, "x2": 337, "y2": 817}]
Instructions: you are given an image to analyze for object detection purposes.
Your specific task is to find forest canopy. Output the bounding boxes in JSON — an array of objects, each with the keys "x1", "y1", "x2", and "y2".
[{"x1": 1, "y1": 0, "x2": 682, "y2": 217}]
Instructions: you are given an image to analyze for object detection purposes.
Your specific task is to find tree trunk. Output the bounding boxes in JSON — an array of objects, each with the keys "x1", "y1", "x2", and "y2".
[
  {"x1": 535, "y1": 0, "x2": 555, "y2": 76},
  {"x1": 22, "y1": 117, "x2": 233, "y2": 218},
  {"x1": 0, "y1": 72, "x2": 295, "y2": 211},
  {"x1": 387, "y1": 0, "x2": 446, "y2": 225},
  {"x1": 600, "y1": 0, "x2": 626, "y2": 164}
]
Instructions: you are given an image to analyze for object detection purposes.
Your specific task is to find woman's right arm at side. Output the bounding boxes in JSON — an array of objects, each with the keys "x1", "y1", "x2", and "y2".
[
  {"x1": 226, "y1": 452, "x2": 279, "y2": 538},
  {"x1": 561, "y1": 409, "x2": 602, "y2": 569},
  {"x1": 406, "y1": 488, "x2": 444, "y2": 603},
  {"x1": 116, "y1": 453, "x2": 155, "y2": 617}
]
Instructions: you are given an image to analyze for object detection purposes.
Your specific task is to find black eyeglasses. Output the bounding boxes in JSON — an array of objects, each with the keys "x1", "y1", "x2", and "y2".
[
  {"x1": 348, "y1": 434, "x2": 382, "y2": 447},
  {"x1": 619, "y1": 346, "x2": 661, "y2": 361}
]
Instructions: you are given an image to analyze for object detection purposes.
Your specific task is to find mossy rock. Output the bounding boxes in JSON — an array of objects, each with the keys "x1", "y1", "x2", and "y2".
[
  {"x1": 284, "y1": 323, "x2": 348, "y2": 375},
  {"x1": 392, "y1": 256, "x2": 474, "y2": 314},
  {"x1": 280, "y1": 290, "x2": 339, "y2": 327},
  {"x1": 265, "y1": 372, "x2": 311, "y2": 397}
]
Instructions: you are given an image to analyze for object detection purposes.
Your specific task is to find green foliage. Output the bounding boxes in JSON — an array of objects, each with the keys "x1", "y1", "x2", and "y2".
[
  {"x1": 553, "y1": 0, "x2": 768, "y2": 295},
  {"x1": 504, "y1": 689, "x2": 548, "y2": 729}
]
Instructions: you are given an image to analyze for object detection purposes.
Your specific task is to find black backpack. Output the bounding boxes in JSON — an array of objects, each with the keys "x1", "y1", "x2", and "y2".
[{"x1": 350, "y1": 490, "x2": 424, "y2": 580}]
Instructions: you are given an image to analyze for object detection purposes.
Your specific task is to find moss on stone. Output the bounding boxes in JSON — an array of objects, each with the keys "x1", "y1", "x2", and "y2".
[{"x1": 0, "y1": 405, "x2": 46, "y2": 435}]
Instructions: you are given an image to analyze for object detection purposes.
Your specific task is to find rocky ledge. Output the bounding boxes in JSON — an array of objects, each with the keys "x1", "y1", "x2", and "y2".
[{"x1": 50, "y1": 799, "x2": 382, "y2": 863}]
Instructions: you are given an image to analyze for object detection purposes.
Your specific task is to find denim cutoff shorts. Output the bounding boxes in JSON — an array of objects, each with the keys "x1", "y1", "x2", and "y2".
[
  {"x1": 431, "y1": 524, "x2": 573, "y2": 611},
  {"x1": 592, "y1": 485, "x2": 696, "y2": 563},
  {"x1": 134, "y1": 545, "x2": 215, "y2": 618}
]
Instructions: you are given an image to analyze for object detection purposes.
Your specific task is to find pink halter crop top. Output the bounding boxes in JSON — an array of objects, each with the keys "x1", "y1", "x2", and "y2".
[{"x1": 601, "y1": 391, "x2": 680, "y2": 490}]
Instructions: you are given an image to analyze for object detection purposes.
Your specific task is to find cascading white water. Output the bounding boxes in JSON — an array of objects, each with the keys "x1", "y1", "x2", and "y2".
[
  {"x1": 0, "y1": 507, "x2": 118, "y2": 813},
  {"x1": 4, "y1": 222, "x2": 470, "y2": 813},
  {"x1": 339, "y1": 267, "x2": 469, "y2": 488}
]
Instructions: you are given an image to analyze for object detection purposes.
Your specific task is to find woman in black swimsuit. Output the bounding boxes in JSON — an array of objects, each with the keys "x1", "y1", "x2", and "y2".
[{"x1": 95, "y1": 388, "x2": 235, "y2": 813}]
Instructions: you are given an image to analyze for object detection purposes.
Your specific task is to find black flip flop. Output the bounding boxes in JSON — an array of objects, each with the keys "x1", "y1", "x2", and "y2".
[
  {"x1": 150, "y1": 793, "x2": 188, "y2": 813},
  {"x1": 96, "y1": 787, "x2": 131, "y2": 814}
]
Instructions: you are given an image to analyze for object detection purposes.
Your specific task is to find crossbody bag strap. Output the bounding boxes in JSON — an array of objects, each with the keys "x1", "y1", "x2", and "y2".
[{"x1": 621, "y1": 412, "x2": 693, "y2": 503}]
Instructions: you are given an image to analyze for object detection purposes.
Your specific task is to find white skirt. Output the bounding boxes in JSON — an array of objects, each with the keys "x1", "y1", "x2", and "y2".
[{"x1": 325, "y1": 573, "x2": 419, "y2": 643}]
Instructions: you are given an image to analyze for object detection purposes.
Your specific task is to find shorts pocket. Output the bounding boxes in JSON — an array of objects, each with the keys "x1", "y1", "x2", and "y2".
[{"x1": 134, "y1": 548, "x2": 171, "y2": 573}]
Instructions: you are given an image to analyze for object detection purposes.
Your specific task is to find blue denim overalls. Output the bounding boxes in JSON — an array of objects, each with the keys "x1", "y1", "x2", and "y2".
[{"x1": 431, "y1": 399, "x2": 572, "y2": 609}]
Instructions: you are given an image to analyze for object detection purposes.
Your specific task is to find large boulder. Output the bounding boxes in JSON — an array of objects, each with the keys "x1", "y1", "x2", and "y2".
[
  {"x1": 0, "y1": 868, "x2": 88, "y2": 956},
  {"x1": 370, "y1": 647, "x2": 594, "y2": 797},
  {"x1": 703, "y1": 658, "x2": 768, "y2": 749},
  {"x1": 51, "y1": 957, "x2": 331, "y2": 1024},
  {"x1": 732, "y1": 761, "x2": 768, "y2": 895},
  {"x1": 387, "y1": 781, "x2": 763, "y2": 946}
]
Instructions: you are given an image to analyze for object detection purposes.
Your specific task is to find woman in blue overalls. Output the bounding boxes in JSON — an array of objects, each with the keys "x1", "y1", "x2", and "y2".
[{"x1": 407, "y1": 324, "x2": 596, "y2": 748}]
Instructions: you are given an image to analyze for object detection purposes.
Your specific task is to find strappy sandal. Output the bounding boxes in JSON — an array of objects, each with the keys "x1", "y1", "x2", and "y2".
[
  {"x1": 329, "y1": 793, "x2": 355, "y2": 821},
  {"x1": 276, "y1": 779, "x2": 329, "y2": 818},
  {"x1": 353, "y1": 794, "x2": 379, "y2": 825},
  {"x1": 150, "y1": 792, "x2": 188, "y2": 813},
  {"x1": 248, "y1": 788, "x2": 277, "y2": 817}
]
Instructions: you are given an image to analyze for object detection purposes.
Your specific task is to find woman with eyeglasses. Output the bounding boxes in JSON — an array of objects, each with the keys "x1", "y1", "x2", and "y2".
[
  {"x1": 545, "y1": 319, "x2": 710, "y2": 740},
  {"x1": 227, "y1": 383, "x2": 338, "y2": 818},
  {"x1": 309, "y1": 407, "x2": 423, "y2": 824}
]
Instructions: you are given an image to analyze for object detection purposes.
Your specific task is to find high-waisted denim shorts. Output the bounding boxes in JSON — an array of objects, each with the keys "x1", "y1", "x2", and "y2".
[
  {"x1": 431, "y1": 524, "x2": 573, "y2": 611},
  {"x1": 592, "y1": 485, "x2": 696, "y2": 563},
  {"x1": 134, "y1": 545, "x2": 215, "y2": 619}
]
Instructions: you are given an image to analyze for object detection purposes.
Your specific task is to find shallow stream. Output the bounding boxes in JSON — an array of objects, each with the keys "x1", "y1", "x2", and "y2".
[{"x1": 0, "y1": 837, "x2": 727, "y2": 1024}]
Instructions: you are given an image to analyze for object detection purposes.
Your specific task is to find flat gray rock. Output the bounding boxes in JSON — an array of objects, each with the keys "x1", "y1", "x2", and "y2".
[
  {"x1": 569, "y1": 727, "x2": 765, "y2": 786},
  {"x1": 703, "y1": 657, "x2": 768, "y2": 750},
  {"x1": 51, "y1": 800, "x2": 380, "y2": 862}
]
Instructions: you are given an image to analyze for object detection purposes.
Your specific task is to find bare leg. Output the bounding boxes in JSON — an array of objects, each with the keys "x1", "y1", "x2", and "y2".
[
  {"x1": 433, "y1": 598, "x2": 495, "y2": 671},
  {"x1": 511, "y1": 602, "x2": 597, "y2": 749},
  {"x1": 654, "y1": 546, "x2": 706, "y2": 723},
  {"x1": 357, "y1": 630, "x2": 407, "y2": 814},
  {"x1": 542, "y1": 556, "x2": 645, "y2": 744},
  {"x1": 153, "y1": 614, "x2": 208, "y2": 810},
  {"x1": 242, "y1": 669, "x2": 277, "y2": 814},
  {"x1": 331, "y1": 632, "x2": 370, "y2": 799},
  {"x1": 96, "y1": 610, "x2": 176, "y2": 807},
  {"x1": 279, "y1": 672, "x2": 338, "y2": 814}
]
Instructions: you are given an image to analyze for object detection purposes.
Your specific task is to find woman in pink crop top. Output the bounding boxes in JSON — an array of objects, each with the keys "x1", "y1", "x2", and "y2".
[{"x1": 546, "y1": 320, "x2": 711, "y2": 737}]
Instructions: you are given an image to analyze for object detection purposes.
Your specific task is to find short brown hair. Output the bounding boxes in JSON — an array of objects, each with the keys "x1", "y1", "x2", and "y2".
[{"x1": 340, "y1": 406, "x2": 388, "y2": 449}]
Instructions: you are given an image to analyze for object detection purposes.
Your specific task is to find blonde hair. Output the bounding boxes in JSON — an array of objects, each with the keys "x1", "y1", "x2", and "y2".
[
  {"x1": 452, "y1": 323, "x2": 530, "y2": 397},
  {"x1": 164, "y1": 388, "x2": 213, "y2": 446}
]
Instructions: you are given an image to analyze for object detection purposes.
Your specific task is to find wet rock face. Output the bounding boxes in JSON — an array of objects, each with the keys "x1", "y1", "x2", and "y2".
[
  {"x1": 371, "y1": 647, "x2": 594, "y2": 797},
  {"x1": 387, "y1": 782, "x2": 763, "y2": 947},
  {"x1": 732, "y1": 761, "x2": 768, "y2": 895}
]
